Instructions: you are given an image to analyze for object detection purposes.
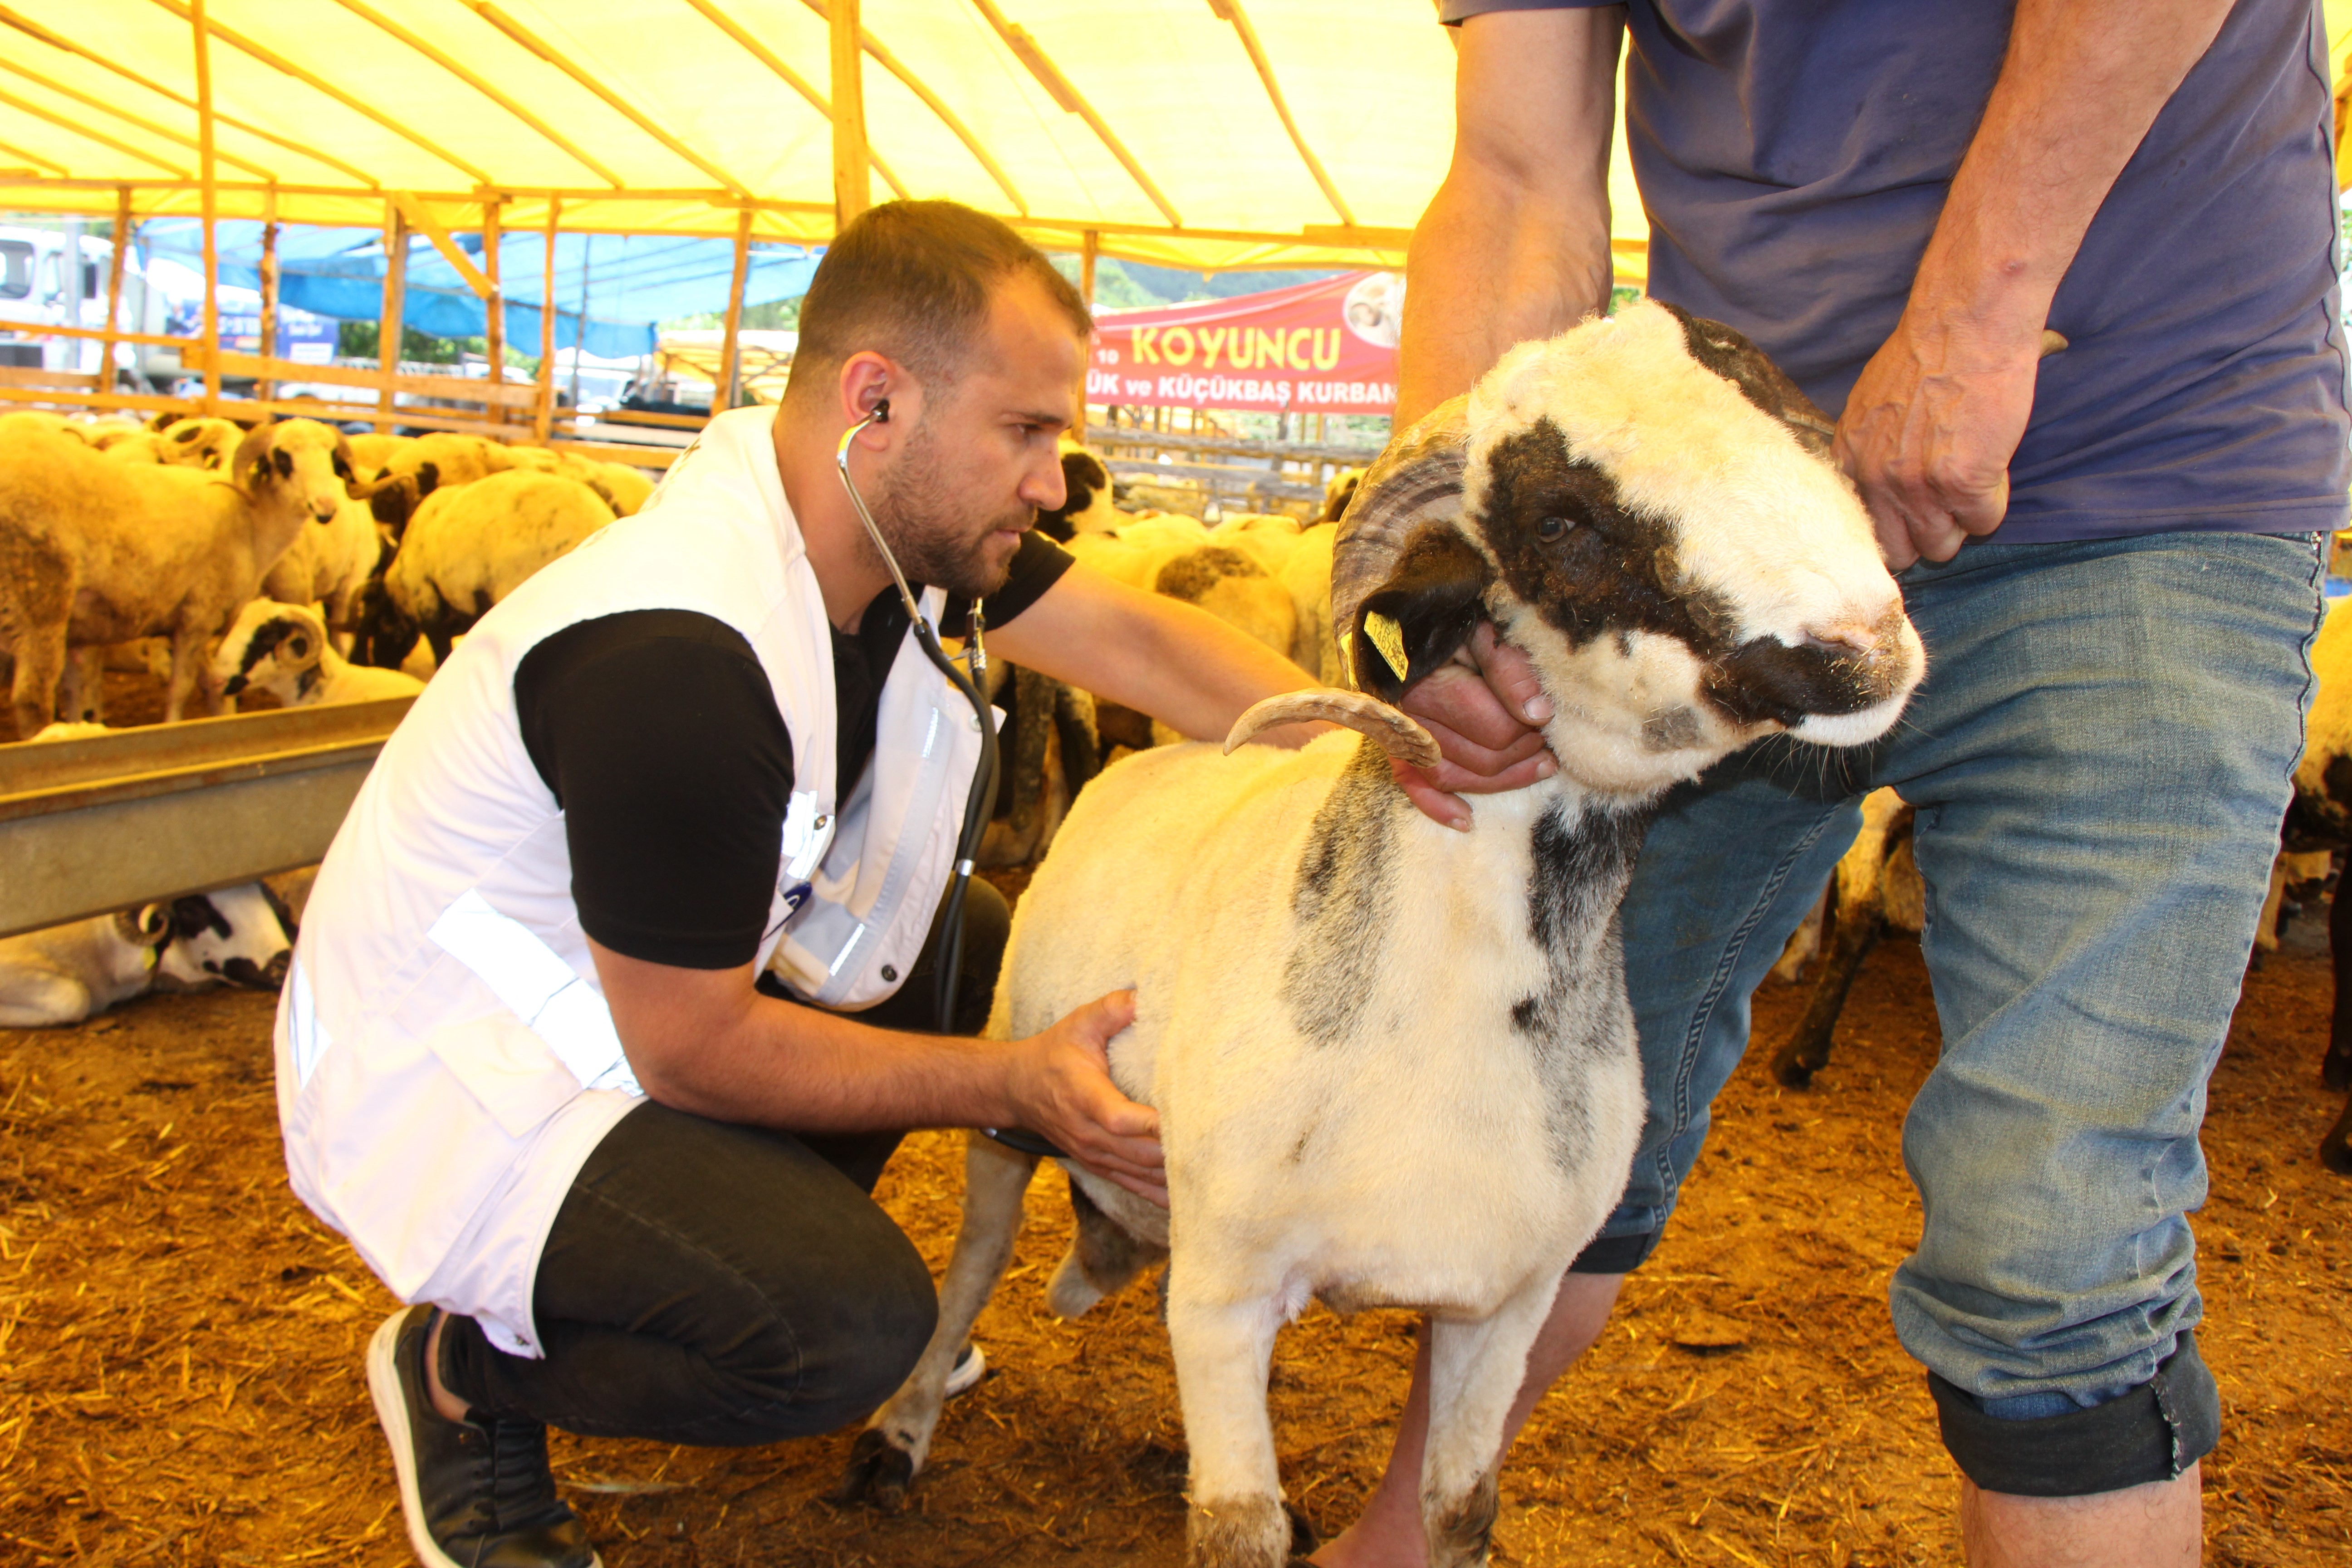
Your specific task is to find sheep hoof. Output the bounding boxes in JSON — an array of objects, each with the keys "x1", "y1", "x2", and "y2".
[
  {"x1": 1284, "y1": 1501, "x2": 1318, "y2": 1557},
  {"x1": 1770, "y1": 1052, "x2": 1818, "y2": 1090},
  {"x1": 2323, "y1": 1047, "x2": 2352, "y2": 1093},
  {"x1": 833, "y1": 1428, "x2": 916, "y2": 1509}
]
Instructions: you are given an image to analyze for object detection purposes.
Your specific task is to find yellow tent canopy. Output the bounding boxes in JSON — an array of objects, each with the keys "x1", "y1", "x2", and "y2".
[{"x1": 0, "y1": 0, "x2": 1649, "y2": 281}]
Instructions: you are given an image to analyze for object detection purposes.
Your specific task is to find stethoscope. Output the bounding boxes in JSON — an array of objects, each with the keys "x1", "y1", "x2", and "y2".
[{"x1": 835, "y1": 400, "x2": 1062, "y2": 1159}]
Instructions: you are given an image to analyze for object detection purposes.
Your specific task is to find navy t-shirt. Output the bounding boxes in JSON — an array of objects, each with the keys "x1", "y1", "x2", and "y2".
[{"x1": 1443, "y1": 0, "x2": 2352, "y2": 542}]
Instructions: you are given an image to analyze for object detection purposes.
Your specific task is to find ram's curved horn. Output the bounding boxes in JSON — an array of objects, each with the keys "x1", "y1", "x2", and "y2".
[
  {"x1": 1224, "y1": 688, "x2": 1441, "y2": 769},
  {"x1": 231, "y1": 421, "x2": 276, "y2": 485},
  {"x1": 1330, "y1": 396, "x2": 1472, "y2": 690}
]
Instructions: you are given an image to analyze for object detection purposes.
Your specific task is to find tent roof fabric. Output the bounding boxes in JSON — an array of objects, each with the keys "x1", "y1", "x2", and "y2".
[{"x1": 0, "y1": 0, "x2": 1648, "y2": 276}]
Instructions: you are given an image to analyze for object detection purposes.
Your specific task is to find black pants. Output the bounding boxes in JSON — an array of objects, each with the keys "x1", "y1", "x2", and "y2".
[{"x1": 439, "y1": 879, "x2": 1010, "y2": 1445}]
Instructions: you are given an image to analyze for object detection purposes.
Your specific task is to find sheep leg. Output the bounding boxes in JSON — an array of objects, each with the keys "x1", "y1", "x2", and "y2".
[
  {"x1": 1045, "y1": 1176, "x2": 1167, "y2": 1318},
  {"x1": 1418, "y1": 1274, "x2": 1564, "y2": 1568},
  {"x1": 2326, "y1": 867, "x2": 2352, "y2": 1093},
  {"x1": 55, "y1": 647, "x2": 104, "y2": 724},
  {"x1": 7, "y1": 614, "x2": 69, "y2": 740},
  {"x1": 0, "y1": 971, "x2": 96, "y2": 1028},
  {"x1": 1769, "y1": 899, "x2": 1884, "y2": 1089},
  {"x1": 2324, "y1": 1087, "x2": 2352, "y2": 1176},
  {"x1": 163, "y1": 625, "x2": 214, "y2": 722},
  {"x1": 836, "y1": 1131, "x2": 1038, "y2": 1509},
  {"x1": 1167, "y1": 1284, "x2": 1289, "y2": 1568}
]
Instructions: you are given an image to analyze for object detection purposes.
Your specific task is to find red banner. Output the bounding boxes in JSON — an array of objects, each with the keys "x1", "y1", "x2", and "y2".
[{"x1": 1086, "y1": 270, "x2": 1402, "y2": 414}]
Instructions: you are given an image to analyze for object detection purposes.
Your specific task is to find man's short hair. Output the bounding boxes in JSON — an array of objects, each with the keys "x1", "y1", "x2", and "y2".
[{"x1": 787, "y1": 201, "x2": 1092, "y2": 402}]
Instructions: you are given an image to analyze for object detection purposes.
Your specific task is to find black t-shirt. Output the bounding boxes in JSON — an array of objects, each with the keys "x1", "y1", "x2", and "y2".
[{"x1": 515, "y1": 530, "x2": 1073, "y2": 969}]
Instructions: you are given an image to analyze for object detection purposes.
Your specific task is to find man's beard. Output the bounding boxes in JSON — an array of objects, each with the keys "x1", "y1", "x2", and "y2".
[{"x1": 868, "y1": 415, "x2": 1032, "y2": 601}]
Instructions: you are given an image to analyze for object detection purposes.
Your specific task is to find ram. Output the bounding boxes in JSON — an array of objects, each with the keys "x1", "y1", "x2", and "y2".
[
  {"x1": 838, "y1": 301, "x2": 1925, "y2": 1568},
  {"x1": 209, "y1": 599, "x2": 426, "y2": 708}
]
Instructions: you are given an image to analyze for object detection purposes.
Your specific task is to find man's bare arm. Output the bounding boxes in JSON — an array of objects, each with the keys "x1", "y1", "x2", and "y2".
[
  {"x1": 592, "y1": 941, "x2": 1167, "y2": 1203},
  {"x1": 990, "y1": 560, "x2": 1318, "y2": 742},
  {"x1": 1398, "y1": 5, "x2": 1626, "y2": 425},
  {"x1": 1836, "y1": 0, "x2": 2233, "y2": 567}
]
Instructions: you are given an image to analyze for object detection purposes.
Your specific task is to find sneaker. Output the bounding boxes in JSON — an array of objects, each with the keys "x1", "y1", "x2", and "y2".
[
  {"x1": 943, "y1": 1342, "x2": 987, "y2": 1400},
  {"x1": 366, "y1": 1305, "x2": 601, "y2": 1568}
]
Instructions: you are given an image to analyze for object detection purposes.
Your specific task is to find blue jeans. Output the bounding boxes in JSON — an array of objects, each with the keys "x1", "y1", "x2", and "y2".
[{"x1": 1578, "y1": 529, "x2": 2325, "y2": 1495}]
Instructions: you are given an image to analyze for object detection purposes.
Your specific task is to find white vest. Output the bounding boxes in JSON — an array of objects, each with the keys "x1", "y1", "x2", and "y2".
[{"x1": 273, "y1": 407, "x2": 986, "y2": 1355}]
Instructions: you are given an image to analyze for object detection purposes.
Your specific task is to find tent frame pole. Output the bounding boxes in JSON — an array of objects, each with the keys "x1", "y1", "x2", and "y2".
[
  {"x1": 536, "y1": 195, "x2": 560, "y2": 445},
  {"x1": 721, "y1": 207, "x2": 752, "y2": 412},
  {"x1": 377, "y1": 201, "x2": 407, "y2": 426},
  {"x1": 98, "y1": 184, "x2": 131, "y2": 397},
  {"x1": 483, "y1": 193, "x2": 505, "y2": 421},
  {"x1": 1076, "y1": 227, "x2": 1098, "y2": 431},
  {"x1": 192, "y1": 0, "x2": 220, "y2": 418},
  {"x1": 830, "y1": 0, "x2": 869, "y2": 226},
  {"x1": 257, "y1": 185, "x2": 278, "y2": 407}
]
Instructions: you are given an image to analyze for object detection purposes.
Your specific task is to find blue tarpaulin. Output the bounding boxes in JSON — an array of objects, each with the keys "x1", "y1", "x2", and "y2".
[{"x1": 137, "y1": 221, "x2": 821, "y2": 360}]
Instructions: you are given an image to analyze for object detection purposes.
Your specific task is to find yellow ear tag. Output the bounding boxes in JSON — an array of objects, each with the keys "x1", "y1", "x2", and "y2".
[{"x1": 1363, "y1": 611, "x2": 1410, "y2": 683}]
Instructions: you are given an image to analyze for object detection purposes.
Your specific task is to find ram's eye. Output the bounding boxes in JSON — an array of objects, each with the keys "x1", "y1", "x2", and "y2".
[{"x1": 1535, "y1": 515, "x2": 1570, "y2": 542}]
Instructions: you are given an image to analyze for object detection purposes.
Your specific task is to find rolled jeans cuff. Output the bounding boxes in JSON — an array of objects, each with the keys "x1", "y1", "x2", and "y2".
[{"x1": 1927, "y1": 1329, "x2": 2220, "y2": 1498}]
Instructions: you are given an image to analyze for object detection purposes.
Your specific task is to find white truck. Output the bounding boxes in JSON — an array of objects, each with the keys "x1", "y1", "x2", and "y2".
[{"x1": 0, "y1": 221, "x2": 185, "y2": 391}]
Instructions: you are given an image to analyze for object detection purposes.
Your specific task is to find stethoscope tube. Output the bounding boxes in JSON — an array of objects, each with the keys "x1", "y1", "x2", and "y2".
[
  {"x1": 833, "y1": 401, "x2": 1001, "y2": 1036},
  {"x1": 834, "y1": 405, "x2": 1064, "y2": 1161}
]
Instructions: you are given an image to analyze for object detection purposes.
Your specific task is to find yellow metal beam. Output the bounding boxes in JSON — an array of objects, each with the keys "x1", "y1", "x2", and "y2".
[
  {"x1": 0, "y1": 54, "x2": 276, "y2": 181},
  {"x1": 1207, "y1": 0, "x2": 1353, "y2": 228},
  {"x1": 192, "y1": 0, "x2": 219, "y2": 418},
  {"x1": 794, "y1": 0, "x2": 1029, "y2": 217},
  {"x1": 0, "y1": 82, "x2": 189, "y2": 179},
  {"x1": 831, "y1": 0, "x2": 870, "y2": 223},
  {"x1": 391, "y1": 191, "x2": 496, "y2": 301},
  {"x1": 147, "y1": 0, "x2": 489, "y2": 186},
  {"x1": 458, "y1": 3, "x2": 751, "y2": 198},
  {"x1": 328, "y1": 0, "x2": 626, "y2": 189},
  {"x1": 969, "y1": 0, "x2": 1181, "y2": 228},
  {"x1": 0, "y1": 134, "x2": 69, "y2": 177},
  {"x1": 678, "y1": 0, "x2": 908, "y2": 201}
]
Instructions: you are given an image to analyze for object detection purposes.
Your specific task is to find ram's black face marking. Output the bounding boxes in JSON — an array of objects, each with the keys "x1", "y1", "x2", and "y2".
[
  {"x1": 1705, "y1": 634, "x2": 1888, "y2": 726},
  {"x1": 1480, "y1": 418, "x2": 1740, "y2": 662},
  {"x1": 223, "y1": 616, "x2": 299, "y2": 694},
  {"x1": 271, "y1": 448, "x2": 294, "y2": 480},
  {"x1": 171, "y1": 895, "x2": 230, "y2": 941},
  {"x1": 1657, "y1": 301, "x2": 1838, "y2": 458}
]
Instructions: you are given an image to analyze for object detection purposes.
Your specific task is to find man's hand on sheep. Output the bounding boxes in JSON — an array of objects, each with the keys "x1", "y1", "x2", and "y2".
[
  {"x1": 1006, "y1": 990, "x2": 1167, "y2": 1206},
  {"x1": 590, "y1": 944, "x2": 1164, "y2": 1204},
  {"x1": 1392, "y1": 622, "x2": 1558, "y2": 831}
]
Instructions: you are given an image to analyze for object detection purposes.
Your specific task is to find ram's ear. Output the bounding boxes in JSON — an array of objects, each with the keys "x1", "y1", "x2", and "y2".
[{"x1": 1349, "y1": 526, "x2": 1494, "y2": 706}]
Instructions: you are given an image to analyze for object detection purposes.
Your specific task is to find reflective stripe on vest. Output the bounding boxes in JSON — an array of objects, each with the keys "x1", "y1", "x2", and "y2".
[
  {"x1": 285, "y1": 955, "x2": 332, "y2": 1088},
  {"x1": 428, "y1": 891, "x2": 643, "y2": 1095}
]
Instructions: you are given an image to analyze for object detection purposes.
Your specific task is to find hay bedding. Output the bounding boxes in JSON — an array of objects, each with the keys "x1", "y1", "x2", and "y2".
[{"x1": 0, "y1": 908, "x2": 2346, "y2": 1565}]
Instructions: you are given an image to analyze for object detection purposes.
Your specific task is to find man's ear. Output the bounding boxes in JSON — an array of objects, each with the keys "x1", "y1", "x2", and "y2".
[{"x1": 1351, "y1": 527, "x2": 1494, "y2": 705}]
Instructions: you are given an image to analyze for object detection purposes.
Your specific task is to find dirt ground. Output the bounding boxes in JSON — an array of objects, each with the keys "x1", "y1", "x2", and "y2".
[{"x1": 1, "y1": 900, "x2": 2347, "y2": 1565}]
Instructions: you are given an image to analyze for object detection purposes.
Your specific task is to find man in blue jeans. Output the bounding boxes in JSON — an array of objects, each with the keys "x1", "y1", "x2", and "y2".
[{"x1": 1320, "y1": 2, "x2": 2349, "y2": 1564}]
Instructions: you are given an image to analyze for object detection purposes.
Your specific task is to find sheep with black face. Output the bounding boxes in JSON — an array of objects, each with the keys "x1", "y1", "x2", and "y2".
[{"x1": 839, "y1": 301, "x2": 1924, "y2": 1568}]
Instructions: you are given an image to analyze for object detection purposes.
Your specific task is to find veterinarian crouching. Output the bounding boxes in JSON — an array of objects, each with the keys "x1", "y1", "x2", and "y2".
[{"x1": 272, "y1": 201, "x2": 1553, "y2": 1568}]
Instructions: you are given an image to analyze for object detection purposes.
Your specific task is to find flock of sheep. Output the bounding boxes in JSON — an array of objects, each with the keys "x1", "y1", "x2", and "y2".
[{"x1": 0, "y1": 409, "x2": 664, "y2": 1029}]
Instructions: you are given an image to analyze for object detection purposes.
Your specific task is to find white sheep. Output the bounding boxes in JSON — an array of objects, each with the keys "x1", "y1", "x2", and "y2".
[
  {"x1": 839, "y1": 300, "x2": 1927, "y2": 1568},
  {"x1": 261, "y1": 488, "x2": 383, "y2": 639},
  {"x1": 0, "y1": 417, "x2": 377, "y2": 733},
  {"x1": 0, "y1": 904, "x2": 170, "y2": 1027},
  {"x1": 367, "y1": 469, "x2": 615, "y2": 669},
  {"x1": 208, "y1": 599, "x2": 424, "y2": 708}
]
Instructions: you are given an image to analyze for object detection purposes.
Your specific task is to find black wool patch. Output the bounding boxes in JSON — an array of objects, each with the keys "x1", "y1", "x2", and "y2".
[{"x1": 1281, "y1": 742, "x2": 1403, "y2": 1048}]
